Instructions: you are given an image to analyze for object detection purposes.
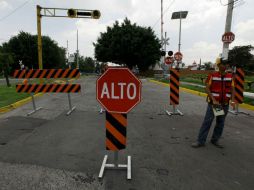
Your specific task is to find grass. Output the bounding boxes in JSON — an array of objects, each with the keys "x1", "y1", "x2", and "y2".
[{"x1": 0, "y1": 85, "x2": 30, "y2": 107}]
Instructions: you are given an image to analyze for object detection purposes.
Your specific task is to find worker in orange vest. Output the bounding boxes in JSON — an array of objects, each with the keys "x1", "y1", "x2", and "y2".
[{"x1": 192, "y1": 58, "x2": 235, "y2": 148}]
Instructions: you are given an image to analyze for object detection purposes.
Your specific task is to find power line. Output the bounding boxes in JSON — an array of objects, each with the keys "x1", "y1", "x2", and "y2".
[{"x1": 0, "y1": 0, "x2": 31, "y2": 22}]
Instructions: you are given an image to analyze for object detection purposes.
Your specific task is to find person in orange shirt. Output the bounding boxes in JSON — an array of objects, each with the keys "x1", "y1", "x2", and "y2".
[{"x1": 192, "y1": 58, "x2": 235, "y2": 148}]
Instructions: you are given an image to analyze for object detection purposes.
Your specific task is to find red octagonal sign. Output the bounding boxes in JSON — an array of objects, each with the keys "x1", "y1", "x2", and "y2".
[{"x1": 96, "y1": 67, "x2": 142, "y2": 114}]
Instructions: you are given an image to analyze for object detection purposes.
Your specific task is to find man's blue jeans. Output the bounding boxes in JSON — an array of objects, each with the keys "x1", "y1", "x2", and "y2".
[{"x1": 197, "y1": 103, "x2": 229, "y2": 145}]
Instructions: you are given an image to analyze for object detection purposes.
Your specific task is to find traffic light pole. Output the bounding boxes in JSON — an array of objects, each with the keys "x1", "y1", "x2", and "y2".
[
  {"x1": 36, "y1": 5, "x2": 100, "y2": 71},
  {"x1": 37, "y1": 5, "x2": 43, "y2": 70}
]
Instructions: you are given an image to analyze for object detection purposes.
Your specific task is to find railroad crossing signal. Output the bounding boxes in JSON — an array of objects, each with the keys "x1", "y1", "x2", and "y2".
[{"x1": 161, "y1": 37, "x2": 170, "y2": 46}]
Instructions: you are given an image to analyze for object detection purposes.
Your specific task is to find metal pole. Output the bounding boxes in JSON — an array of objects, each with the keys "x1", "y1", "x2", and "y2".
[
  {"x1": 114, "y1": 151, "x2": 118, "y2": 167},
  {"x1": 164, "y1": 32, "x2": 167, "y2": 53},
  {"x1": 77, "y1": 30, "x2": 79, "y2": 69},
  {"x1": 37, "y1": 5, "x2": 43, "y2": 70},
  {"x1": 178, "y1": 14, "x2": 182, "y2": 52},
  {"x1": 222, "y1": 0, "x2": 234, "y2": 60}
]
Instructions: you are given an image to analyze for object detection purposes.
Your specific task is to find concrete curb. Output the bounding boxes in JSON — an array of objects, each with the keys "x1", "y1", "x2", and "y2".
[
  {"x1": 149, "y1": 79, "x2": 254, "y2": 111},
  {"x1": 0, "y1": 93, "x2": 44, "y2": 114}
]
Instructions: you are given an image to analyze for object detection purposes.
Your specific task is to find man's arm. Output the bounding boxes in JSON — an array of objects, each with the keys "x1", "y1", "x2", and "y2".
[{"x1": 205, "y1": 83, "x2": 219, "y2": 105}]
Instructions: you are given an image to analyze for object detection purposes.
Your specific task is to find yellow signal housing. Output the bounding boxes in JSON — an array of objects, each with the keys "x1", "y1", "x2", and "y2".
[{"x1": 67, "y1": 9, "x2": 77, "y2": 18}]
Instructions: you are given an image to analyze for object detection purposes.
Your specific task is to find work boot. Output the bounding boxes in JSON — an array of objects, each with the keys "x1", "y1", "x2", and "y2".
[
  {"x1": 191, "y1": 142, "x2": 205, "y2": 148},
  {"x1": 210, "y1": 140, "x2": 224, "y2": 148}
]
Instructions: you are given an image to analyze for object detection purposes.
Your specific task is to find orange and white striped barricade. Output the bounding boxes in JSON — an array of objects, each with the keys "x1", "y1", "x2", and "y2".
[
  {"x1": 97, "y1": 67, "x2": 142, "y2": 180},
  {"x1": 13, "y1": 69, "x2": 80, "y2": 116},
  {"x1": 229, "y1": 68, "x2": 249, "y2": 115},
  {"x1": 165, "y1": 68, "x2": 183, "y2": 116}
]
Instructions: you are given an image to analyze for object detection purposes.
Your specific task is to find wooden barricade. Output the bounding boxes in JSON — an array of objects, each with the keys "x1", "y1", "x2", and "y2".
[{"x1": 13, "y1": 69, "x2": 81, "y2": 116}]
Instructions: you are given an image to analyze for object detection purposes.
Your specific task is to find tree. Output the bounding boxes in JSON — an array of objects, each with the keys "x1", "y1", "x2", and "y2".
[
  {"x1": 94, "y1": 18, "x2": 161, "y2": 72},
  {"x1": 0, "y1": 53, "x2": 13, "y2": 87},
  {"x1": 79, "y1": 56, "x2": 96, "y2": 73},
  {"x1": 203, "y1": 62, "x2": 213, "y2": 70},
  {"x1": 228, "y1": 45, "x2": 254, "y2": 71},
  {"x1": 1, "y1": 31, "x2": 66, "y2": 72}
]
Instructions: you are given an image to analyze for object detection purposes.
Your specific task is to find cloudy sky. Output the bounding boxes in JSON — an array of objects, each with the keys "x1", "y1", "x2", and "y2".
[{"x1": 0, "y1": 0, "x2": 253, "y2": 65}]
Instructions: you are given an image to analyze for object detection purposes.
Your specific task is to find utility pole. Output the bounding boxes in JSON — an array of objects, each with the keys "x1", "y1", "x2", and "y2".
[
  {"x1": 76, "y1": 30, "x2": 79, "y2": 69},
  {"x1": 222, "y1": 0, "x2": 234, "y2": 60}
]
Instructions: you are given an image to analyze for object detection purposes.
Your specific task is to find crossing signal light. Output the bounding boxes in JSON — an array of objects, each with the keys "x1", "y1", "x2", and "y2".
[
  {"x1": 168, "y1": 51, "x2": 173, "y2": 56},
  {"x1": 161, "y1": 50, "x2": 166, "y2": 56},
  {"x1": 67, "y1": 9, "x2": 77, "y2": 18}
]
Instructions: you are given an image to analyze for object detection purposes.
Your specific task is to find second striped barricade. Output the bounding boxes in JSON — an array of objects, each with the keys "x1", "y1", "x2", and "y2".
[{"x1": 165, "y1": 68, "x2": 183, "y2": 116}]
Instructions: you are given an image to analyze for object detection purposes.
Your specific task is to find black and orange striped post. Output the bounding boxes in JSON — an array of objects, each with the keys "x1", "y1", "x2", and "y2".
[
  {"x1": 106, "y1": 112, "x2": 127, "y2": 151},
  {"x1": 13, "y1": 69, "x2": 81, "y2": 116},
  {"x1": 166, "y1": 68, "x2": 183, "y2": 116},
  {"x1": 229, "y1": 68, "x2": 249, "y2": 115},
  {"x1": 99, "y1": 111, "x2": 131, "y2": 179}
]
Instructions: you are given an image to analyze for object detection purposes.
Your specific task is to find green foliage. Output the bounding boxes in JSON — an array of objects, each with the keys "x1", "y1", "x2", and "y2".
[
  {"x1": 228, "y1": 45, "x2": 254, "y2": 71},
  {"x1": 94, "y1": 18, "x2": 161, "y2": 72},
  {"x1": 1, "y1": 31, "x2": 66, "y2": 72},
  {"x1": 0, "y1": 52, "x2": 14, "y2": 86},
  {"x1": 79, "y1": 56, "x2": 96, "y2": 73}
]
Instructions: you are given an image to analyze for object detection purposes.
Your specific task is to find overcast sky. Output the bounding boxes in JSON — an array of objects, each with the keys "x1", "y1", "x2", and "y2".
[{"x1": 0, "y1": 0, "x2": 253, "y2": 65}]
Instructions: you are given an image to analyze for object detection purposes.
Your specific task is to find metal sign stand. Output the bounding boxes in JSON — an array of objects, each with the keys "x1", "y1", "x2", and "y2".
[
  {"x1": 66, "y1": 80, "x2": 76, "y2": 115},
  {"x1": 99, "y1": 107, "x2": 105, "y2": 114},
  {"x1": 99, "y1": 151, "x2": 131, "y2": 180},
  {"x1": 229, "y1": 104, "x2": 249, "y2": 115},
  {"x1": 27, "y1": 93, "x2": 42, "y2": 116},
  {"x1": 166, "y1": 105, "x2": 183, "y2": 116}
]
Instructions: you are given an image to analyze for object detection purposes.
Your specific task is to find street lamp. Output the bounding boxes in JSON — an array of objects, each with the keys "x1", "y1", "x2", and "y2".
[{"x1": 171, "y1": 11, "x2": 188, "y2": 52}]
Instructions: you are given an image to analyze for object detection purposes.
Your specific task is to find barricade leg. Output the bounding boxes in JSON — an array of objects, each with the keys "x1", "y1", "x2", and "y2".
[
  {"x1": 98, "y1": 151, "x2": 131, "y2": 180},
  {"x1": 229, "y1": 104, "x2": 249, "y2": 115},
  {"x1": 165, "y1": 105, "x2": 183, "y2": 116},
  {"x1": 27, "y1": 93, "x2": 42, "y2": 116},
  {"x1": 99, "y1": 107, "x2": 105, "y2": 114},
  {"x1": 66, "y1": 93, "x2": 76, "y2": 115}
]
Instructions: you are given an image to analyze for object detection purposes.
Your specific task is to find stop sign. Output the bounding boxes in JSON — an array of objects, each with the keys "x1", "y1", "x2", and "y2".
[
  {"x1": 174, "y1": 52, "x2": 183, "y2": 61},
  {"x1": 165, "y1": 56, "x2": 174, "y2": 65},
  {"x1": 96, "y1": 67, "x2": 142, "y2": 113},
  {"x1": 222, "y1": 32, "x2": 235, "y2": 43}
]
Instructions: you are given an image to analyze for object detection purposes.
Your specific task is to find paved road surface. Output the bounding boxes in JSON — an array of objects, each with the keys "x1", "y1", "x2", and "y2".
[{"x1": 0, "y1": 76, "x2": 254, "y2": 190}]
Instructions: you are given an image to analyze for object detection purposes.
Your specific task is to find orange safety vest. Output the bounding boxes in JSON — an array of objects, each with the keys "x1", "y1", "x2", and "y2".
[{"x1": 208, "y1": 72, "x2": 233, "y2": 104}]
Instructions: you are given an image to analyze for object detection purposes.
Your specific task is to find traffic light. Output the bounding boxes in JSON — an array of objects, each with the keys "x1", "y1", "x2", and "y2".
[
  {"x1": 67, "y1": 9, "x2": 77, "y2": 18},
  {"x1": 77, "y1": 10, "x2": 101, "y2": 19}
]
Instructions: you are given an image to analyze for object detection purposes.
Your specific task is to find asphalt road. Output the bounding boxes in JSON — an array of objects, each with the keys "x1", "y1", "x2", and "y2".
[{"x1": 0, "y1": 76, "x2": 254, "y2": 190}]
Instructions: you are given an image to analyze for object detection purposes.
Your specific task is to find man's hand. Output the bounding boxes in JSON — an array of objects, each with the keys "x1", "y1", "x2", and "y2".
[{"x1": 230, "y1": 100, "x2": 236, "y2": 110}]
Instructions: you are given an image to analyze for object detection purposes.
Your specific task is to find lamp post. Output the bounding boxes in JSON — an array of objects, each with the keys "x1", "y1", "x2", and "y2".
[{"x1": 171, "y1": 11, "x2": 188, "y2": 53}]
